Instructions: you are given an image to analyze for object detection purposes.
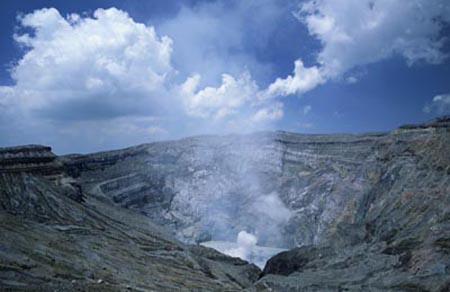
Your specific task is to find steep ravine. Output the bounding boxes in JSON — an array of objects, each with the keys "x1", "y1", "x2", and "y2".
[{"x1": 1, "y1": 116, "x2": 449, "y2": 291}]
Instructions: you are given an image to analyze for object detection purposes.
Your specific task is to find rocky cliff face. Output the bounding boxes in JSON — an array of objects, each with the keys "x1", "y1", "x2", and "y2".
[
  {"x1": 1, "y1": 116, "x2": 449, "y2": 291},
  {"x1": 0, "y1": 145, "x2": 61, "y2": 176},
  {"x1": 0, "y1": 145, "x2": 84, "y2": 203},
  {"x1": 63, "y1": 117, "x2": 449, "y2": 245},
  {"x1": 255, "y1": 117, "x2": 450, "y2": 291},
  {"x1": 0, "y1": 146, "x2": 260, "y2": 291}
]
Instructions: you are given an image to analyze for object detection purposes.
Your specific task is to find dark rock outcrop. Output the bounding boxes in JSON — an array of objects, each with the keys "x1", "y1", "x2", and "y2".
[
  {"x1": 0, "y1": 145, "x2": 84, "y2": 203},
  {"x1": 0, "y1": 145, "x2": 62, "y2": 177}
]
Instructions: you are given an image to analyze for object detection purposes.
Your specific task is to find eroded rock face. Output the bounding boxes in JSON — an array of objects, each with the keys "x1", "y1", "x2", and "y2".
[
  {"x1": 59, "y1": 116, "x2": 450, "y2": 290},
  {"x1": 0, "y1": 147, "x2": 260, "y2": 291},
  {"x1": 0, "y1": 145, "x2": 84, "y2": 204},
  {"x1": 256, "y1": 117, "x2": 450, "y2": 291},
  {"x1": 62, "y1": 135, "x2": 292, "y2": 247},
  {"x1": 0, "y1": 145, "x2": 61, "y2": 177},
  {"x1": 1, "y1": 116, "x2": 449, "y2": 291},
  {"x1": 62, "y1": 117, "x2": 449, "y2": 249}
]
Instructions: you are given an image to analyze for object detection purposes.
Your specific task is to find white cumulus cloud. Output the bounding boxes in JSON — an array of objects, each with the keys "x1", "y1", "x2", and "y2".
[
  {"x1": 0, "y1": 7, "x2": 285, "y2": 152},
  {"x1": 9, "y1": 8, "x2": 174, "y2": 119},
  {"x1": 265, "y1": 0, "x2": 450, "y2": 98},
  {"x1": 1, "y1": 2, "x2": 449, "y2": 152},
  {"x1": 252, "y1": 102, "x2": 284, "y2": 123},
  {"x1": 423, "y1": 93, "x2": 450, "y2": 114},
  {"x1": 181, "y1": 72, "x2": 259, "y2": 120},
  {"x1": 298, "y1": 0, "x2": 450, "y2": 75},
  {"x1": 264, "y1": 59, "x2": 325, "y2": 98},
  {"x1": 180, "y1": 71, "x2": 284, "y2": 130}
]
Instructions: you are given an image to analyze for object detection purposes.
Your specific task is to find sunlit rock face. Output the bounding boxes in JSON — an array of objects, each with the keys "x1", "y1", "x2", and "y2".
[
  {"x1": 63, "y1": 117, "x2": 449, "y2": 251},
  {"x1": 67, "y1": 128, "x2": 368, "y2": 250}
]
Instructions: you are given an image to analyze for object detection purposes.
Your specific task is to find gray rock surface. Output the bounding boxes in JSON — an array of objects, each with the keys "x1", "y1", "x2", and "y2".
[
  {"x1": 0, "y1": 146, "x2": 260, "y2": 291},
  {"x1": 255, "y1": 116, "x2": 450, "y2": 291},
  {"x1": 1, "y1": 116, "x2": 449, "y2": 291},
  {"x1": 63, "y1": 117, "x2": 449, "y2": 245}
]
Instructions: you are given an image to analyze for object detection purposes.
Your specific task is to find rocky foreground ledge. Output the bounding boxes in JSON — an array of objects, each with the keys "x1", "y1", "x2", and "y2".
[{"x1": 0, "y1": 116, "x2": 449, "y2": 291}]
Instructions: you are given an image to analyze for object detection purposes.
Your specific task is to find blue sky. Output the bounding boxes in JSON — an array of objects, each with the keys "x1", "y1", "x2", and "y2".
[{"x1": 0, "y1": 0, "x2": 449, "y2": 154}]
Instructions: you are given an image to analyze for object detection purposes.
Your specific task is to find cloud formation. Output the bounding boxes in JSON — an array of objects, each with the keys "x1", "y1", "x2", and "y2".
[
  {"x1": 267, "y1": 0, "x2": 450, "y2": 97},
  {"x1": 1, "y1": 1, "x2": 449, "y2": 152},
  {"x1": 158, "y1": 0, "x2": 284, "y2": 85},
  {"x1": 264, "y1": 59, "x2": 324, "y2": 98},
  {"x1": 0, "y1": 6, "x2": 284, "y2": 152},
  {"x1": 424, "y1": 93, "x2": 450, "y2": 115},
  {"x1": 181, "y1": 72, "x2": 258, "y2": 120},
  {"x1": 11, "y1": 7, "x2": 174, "y2": 120},
  {"x1": 299, "y1": 0, "x2": 450, "y2": 74}
]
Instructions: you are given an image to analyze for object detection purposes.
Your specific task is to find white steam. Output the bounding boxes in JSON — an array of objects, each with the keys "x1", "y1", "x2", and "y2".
[
  {"x1": 201, "y1": 230, "x2": 286, "y2": 269},
  {"x1": 252, "y1": 193, "x2": 291, "y2": 223},
  {"x1": 224, "y1": 231, "x2": 258, "y2": 260}
]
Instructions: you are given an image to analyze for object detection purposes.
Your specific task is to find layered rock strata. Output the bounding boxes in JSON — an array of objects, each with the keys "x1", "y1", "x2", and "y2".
[
  {"x1": 0, "y1": 146, "x2": 260, "y2": 291},
  {"x1": 1, "y1": 116, "x2": 449, "y2": 291}
]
